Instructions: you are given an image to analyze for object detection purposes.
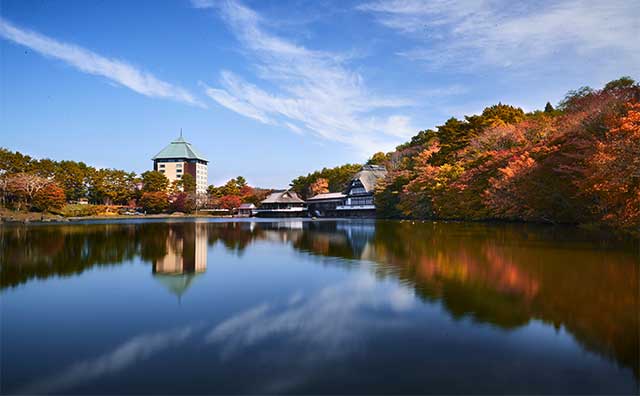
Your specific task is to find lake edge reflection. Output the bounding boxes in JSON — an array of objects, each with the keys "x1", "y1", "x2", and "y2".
[{"x1": 1, "y1": 219, "x2": 638, "y2": 394}]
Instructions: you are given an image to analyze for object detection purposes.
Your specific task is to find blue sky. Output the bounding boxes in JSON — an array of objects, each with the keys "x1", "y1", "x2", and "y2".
[{"x1": 1, "y1": 0, "x2": 638, "y2": 187}]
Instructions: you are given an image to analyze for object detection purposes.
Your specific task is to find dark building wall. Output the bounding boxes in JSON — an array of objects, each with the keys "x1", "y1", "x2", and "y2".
[
  {"x1": 335, "y1": 209, "x2": 377, "y2": 218},
  {"x1": 184, "y1": 162, "x2": 197, "y2": 178},
  {"x1": 308, "y1": 199, "x2": 343, "y2": 216},
  {"x1": 255, "y1": 209, "x2": 308, "y2": 218}
]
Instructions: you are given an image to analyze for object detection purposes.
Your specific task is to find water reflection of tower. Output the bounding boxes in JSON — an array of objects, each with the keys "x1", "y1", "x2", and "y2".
[{"x1": 153, "y1": 223, "x2": 208, "y2": 299}]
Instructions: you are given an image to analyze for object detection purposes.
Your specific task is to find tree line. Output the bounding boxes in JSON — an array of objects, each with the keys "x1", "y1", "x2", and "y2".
[{"x1": 0, "y1": 150, "x2": 268, "y2": 215}]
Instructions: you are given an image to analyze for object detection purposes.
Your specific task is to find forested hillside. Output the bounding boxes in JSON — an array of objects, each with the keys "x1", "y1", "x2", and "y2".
[{"x1": 373, "y1": 77, "x2": 639, "y2": 232}]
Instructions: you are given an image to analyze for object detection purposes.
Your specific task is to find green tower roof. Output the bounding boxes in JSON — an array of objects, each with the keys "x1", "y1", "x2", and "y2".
[{"x1": 152, "y1": 135, "x2": 208, "y2": 162}]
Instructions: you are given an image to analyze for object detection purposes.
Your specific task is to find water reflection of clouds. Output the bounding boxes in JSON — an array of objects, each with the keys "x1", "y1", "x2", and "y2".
[
  {"x1": 17, "y1": 325, "x2": 198, "y2": 395},
  {"x1": 204, "y1": 272, "x2": 416, "y2": 392},
  {"x1": 16, "y1": 272, "x2": 417, "y2": 395}
]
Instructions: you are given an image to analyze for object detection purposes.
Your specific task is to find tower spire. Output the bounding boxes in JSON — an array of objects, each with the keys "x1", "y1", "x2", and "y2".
[{"x1": 180, "y1": 128, "x2": 183, "y2": 138}]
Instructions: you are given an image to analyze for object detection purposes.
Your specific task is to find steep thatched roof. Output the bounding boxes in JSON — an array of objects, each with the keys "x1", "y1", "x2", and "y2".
[{"x1": 350, "y1": 165, "x2": 387, "y2": 193}]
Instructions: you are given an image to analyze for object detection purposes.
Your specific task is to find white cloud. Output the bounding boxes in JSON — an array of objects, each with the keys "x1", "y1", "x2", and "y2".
[
  {"x1": 204, "y1": 273, "x2": 415, "y2": 392},
  {"x1": 18, "y1": 325, "x2": 197, "y2": 394},
  {"x1": 0, "y1": 18, "x2": 205, "y2": 107},
  {"x1": 201, "y1": 79, "x2": 272, "y2": 123},
  {"x1": 190, "y1": 0, "x2": 217, "y2": 8},
  {"x1": 197, "y1": 0, "x2": 416, "y2": 155},
  {"x1": 358, "y1": 0, "x2": 640, "y2": 71}
]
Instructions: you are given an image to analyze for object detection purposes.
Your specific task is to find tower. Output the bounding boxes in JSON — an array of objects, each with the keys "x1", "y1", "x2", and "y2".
[{"x1": 152, "y1": 133, "x2": 208, "y2": 194}]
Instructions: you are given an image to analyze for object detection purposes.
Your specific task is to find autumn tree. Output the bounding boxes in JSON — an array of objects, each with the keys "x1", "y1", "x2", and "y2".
[
  {"x1": 32, "y1": 183, "x2": 66, "y2": 212},
  {"x1": 219, "y1": 195, "x2": 242, "y2": 210},
  {"x1": 5, "y1": 173, "x2": 50, "y2": 210},
  {"x1": 582, "y1": 102, "x2": 640, "y2": 229},
  {"x1": 170, "y1": 192, "x2": 195, "y2": 213},
  {"x1": 141, "y1": 171, "x2": 169, "y2": 192},
  {"x1": 309, "y1": 178, "x2": 329, "y2": 197},
  {"x1": 89, "y1": 169, "x2": 136, "y2": 205},
  {"x1": 242, "y1": 187, "x2": 271, "y2": 206},
  {"x1": 367, "y1": 152, "x2": 388, "y2": 165},
  {"x1": 140, "y1": 192, "x2": 169, "y2": 214}
]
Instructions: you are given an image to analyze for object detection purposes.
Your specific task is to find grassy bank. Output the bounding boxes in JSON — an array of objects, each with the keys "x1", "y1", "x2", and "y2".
[{"x1": 0, "y1": 207, "x2": 231, "y2": 224}]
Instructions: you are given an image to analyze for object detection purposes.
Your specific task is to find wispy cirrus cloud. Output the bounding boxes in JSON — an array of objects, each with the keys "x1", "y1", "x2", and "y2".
[
  {"x1": 205, "y1": 273, "x2": 414, "y2": 392},
  {"x1": 358, "y1": 0, "x2": 640, "y2": 71},
  {"x1": 0, "y1": 18, "x2": 205, "y2": 107},
  {"x1": 17, "y1": 325, "x2": 197, "y2": 395},
  {"x1": 196, "y1": 0, "x2": 416, "y2": 154}
]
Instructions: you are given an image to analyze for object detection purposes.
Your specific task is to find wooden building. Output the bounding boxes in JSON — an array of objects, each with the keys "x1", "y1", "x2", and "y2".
[
  {"x1": 306, "y1": 165, "x2": 387, "y2": 218},
  {"x1": 237, "y1": 203, "x2": 256, "y2": 217},
  {"x1": 256, "y1": 190, "x2": 307, "y2": 217},
  {"x1": 306, "y1": 192, "x2": 346, "y2": 217}
]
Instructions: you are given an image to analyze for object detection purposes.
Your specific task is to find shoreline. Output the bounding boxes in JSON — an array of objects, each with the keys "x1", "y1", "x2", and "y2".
[
  {"x1": 0, "y1": 213, "x2": 234, "y2": 224},
  {"x1": 0, "y1": 209, "x2": 636, "y2": 240}
]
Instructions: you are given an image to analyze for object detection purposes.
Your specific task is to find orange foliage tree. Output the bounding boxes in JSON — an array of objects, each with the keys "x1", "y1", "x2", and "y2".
[
  {"x1": 309, "y1": 178, "x2": 329, "y2": 197},
  {"x1": 219, "y1": 195, "x2": 242, "y2": 210},
  {"x1": 32, "y1": 182, "x2": 66, "y2": 212},
  {"x1": 582, "y1": 102, "x2": 640, "y2": 229}
]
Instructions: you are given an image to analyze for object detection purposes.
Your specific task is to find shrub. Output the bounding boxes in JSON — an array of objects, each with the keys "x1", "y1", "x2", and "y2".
[{"x1": 59, "y1": 204, "x2": 103, "y2": 217}]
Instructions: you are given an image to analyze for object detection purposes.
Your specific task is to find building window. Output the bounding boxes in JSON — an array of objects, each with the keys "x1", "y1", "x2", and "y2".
[
  {"x1": 350, "y1": 197, "x2": 373, "y2": 206},
  {"x1": 159, "y1": 164, "x2": 165, "y2": 168},
  {"x1": 176, "y1": 174, "x2": 182, "y2": 178},
  {"x1": 176, "y1": 163, "x2": 182, "y2": 168},
  {"x1": 176, "y1": 169, "x2": 182, "y2": 173},
  {"x1": 159, "y1": 169, "x2": 165, "y2": 173}
]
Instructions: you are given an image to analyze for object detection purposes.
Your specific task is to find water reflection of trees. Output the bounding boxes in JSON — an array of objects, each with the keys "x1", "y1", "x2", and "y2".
[
  {"x1": 1, "y1": 224, "x2": 141, "y2": 288},
  {"x1": 296, "y1": 221, "x2": 639, "y2": 378},
  {"x1": 1, "y1": 220, "x2": 637, "y2": 376},
  {"x1": 1, "y1": 222, "x2": 203, "y2": 288}
]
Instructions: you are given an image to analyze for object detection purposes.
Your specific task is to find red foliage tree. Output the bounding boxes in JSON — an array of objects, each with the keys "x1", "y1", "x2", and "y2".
[
  {"x1": 169, "y1": 192, "x2": 195, "y2": 213},
  {"x1": 32, "y1": 182, "x2": 66, "y2": 212},
  {"x1": 219, "y1": 195, "x2": 242, "y2": 210}
]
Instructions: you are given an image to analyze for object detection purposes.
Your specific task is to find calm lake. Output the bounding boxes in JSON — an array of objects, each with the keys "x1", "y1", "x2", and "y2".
[{"x1": 1, "y1": 219, "x2": 638, "y2": 394}]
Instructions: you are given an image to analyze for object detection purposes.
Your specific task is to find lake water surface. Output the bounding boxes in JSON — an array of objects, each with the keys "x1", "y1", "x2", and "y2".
[{"x1": 1, "y1": 219, "x2": 638, "y2": 394}]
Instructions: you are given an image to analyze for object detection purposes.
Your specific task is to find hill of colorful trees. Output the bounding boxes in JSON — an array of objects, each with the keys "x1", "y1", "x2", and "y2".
[{"x1": 289, "y1": 77, "x2": 639, "y2": 233}]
